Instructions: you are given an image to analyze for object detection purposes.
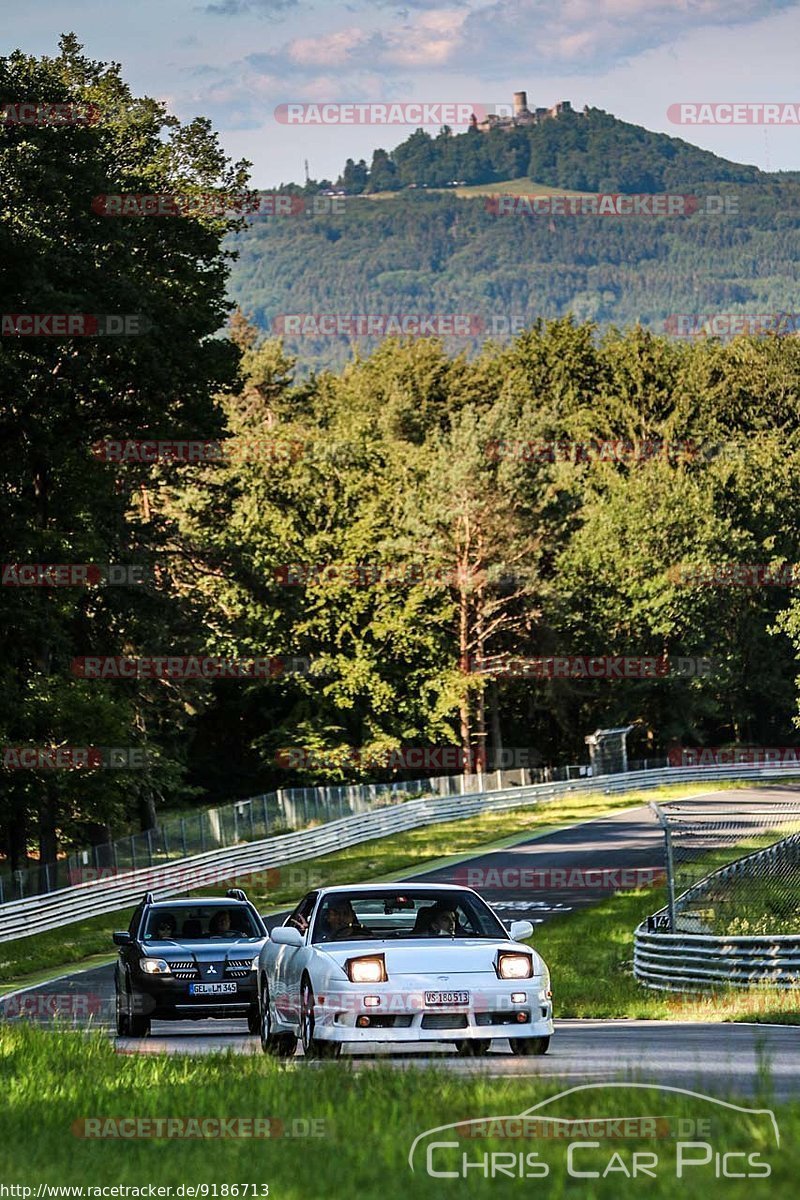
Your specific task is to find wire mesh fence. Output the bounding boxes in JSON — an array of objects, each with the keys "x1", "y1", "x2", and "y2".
[{"x1": 650, "y1": 797, "x2": 800, "y2": 934}]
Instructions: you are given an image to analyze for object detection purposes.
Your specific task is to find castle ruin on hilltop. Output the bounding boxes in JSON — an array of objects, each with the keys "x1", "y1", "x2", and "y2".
[{"x1": 471, "y1": 91, "x2": 586, "y2": 132}]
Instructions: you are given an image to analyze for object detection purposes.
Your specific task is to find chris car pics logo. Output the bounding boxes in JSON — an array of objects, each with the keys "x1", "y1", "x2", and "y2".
[{"x1": 408, "y1": 1083, "x2": 779, "y2": 1181}]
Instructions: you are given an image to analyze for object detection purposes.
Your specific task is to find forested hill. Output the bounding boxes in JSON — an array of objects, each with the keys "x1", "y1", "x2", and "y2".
[
  {"x1": 225, "y1": 108, "x2": 798, "y2": 374},
  {"x1": 327, "y1": 106, "x2": 764, "y2": 194},
  {"x1": 227, "y1": 184, "x2": 800, "y2": 375}
]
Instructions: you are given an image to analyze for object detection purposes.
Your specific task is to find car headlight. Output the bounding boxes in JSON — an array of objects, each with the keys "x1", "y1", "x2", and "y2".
[
  {"x1": 139, "y1": 958, "x2": 171, "y2": 975},
  {"x1": 497, "y1": 952, "x2": 533, "y2": 980},
  {"x1": 250, "y1": 956, "x2": 259, "y2": 970},
  {"x1": 346, "y1": 955, "x2": 387, "y2": 983}
]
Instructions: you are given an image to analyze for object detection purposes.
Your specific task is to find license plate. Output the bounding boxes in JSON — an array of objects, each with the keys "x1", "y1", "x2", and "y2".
[
  {"x1": 424, "y1": 990, "x2": 469, "y2": 1007},
  {"x1": 189, "y1": 982, "x2": 237, "y2": 996}
]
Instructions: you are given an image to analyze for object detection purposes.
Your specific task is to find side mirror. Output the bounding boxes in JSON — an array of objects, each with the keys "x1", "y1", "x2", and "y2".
[
  {"x1": 509, "y1": 920, "x2": 534, "y2": 943},
  {"x1": 112, "y1": 931, "x2": 131, "y2": 946},
  {"x1": 270, "y1": 925, "x2": 303, "y2": 947}
]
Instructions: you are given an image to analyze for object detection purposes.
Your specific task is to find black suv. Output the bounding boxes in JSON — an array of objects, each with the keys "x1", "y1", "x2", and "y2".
[{"x1": 113, "y1": 890, "x2": 268, "y2": 1037}]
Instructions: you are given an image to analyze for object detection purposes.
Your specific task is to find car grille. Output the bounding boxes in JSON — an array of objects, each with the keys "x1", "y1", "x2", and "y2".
[
  {"x1": 170, "y1": 960, "x2": 199, "y2": 980},
  {"x1": 225, "y1": 960, "x2": 252, "y2": 979},
  {"x1": 421, "y1": 1013, "x2": 468, "y2": 1030}
]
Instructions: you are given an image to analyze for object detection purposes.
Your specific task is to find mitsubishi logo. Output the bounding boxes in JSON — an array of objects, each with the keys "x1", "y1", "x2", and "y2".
[{"x1": 207, "y1": 965, "x2": 216, "y2": 975}]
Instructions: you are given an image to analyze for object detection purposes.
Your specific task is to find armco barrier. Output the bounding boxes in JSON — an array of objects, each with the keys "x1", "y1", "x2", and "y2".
[
  {"x1": 634, "y1": 929, "x2": 800, "y2": 990},
  {"x1": 2, "y1": 761, "x2": 800, "y2": 943}
]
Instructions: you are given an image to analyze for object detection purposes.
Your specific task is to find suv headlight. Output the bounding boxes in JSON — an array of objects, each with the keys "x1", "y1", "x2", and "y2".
[
  {"x1": 346, "y1": 955, "x2": 387, "y2": 983},
  {"x1": 497, "y1": 952, "x2": 533, "y2": 980},
  {"x1": 250, "y1": 956, "x2": 259, "y2": 970},
  {"x1": 140, "y1": 958, "x2": 171, "y2": 975}
]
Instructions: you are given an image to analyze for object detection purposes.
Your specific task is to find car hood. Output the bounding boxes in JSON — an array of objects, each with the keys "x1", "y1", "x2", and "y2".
[
  {"x1": 143, "y1": 939, "x2": 265, "y2": 961},
  {"x1": 317, "y1": 939, "x2": 546, "y2": 977}
]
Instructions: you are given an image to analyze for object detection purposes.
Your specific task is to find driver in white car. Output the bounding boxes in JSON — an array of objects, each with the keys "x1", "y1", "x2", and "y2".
[
  {"x1": 428, "y1": 906, "x2": 457, "y2": 935},
  {"x1": 321, "y1": 897, "x2": 364, "y2": 940}
]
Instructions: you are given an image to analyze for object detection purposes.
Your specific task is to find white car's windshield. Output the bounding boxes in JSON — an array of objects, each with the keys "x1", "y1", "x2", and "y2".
[{"x1": 311, "y1": 889, "x2": 507, "y2": 943}]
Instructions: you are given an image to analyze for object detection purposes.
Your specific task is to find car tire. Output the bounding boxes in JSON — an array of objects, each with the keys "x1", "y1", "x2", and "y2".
[
  {"x1": 300, "y1": 978, "x2": 340, "y2": 1060},
  {"x1": 115, "y1": 982, "x2": 129, "y2": 1037},
  {"x1": 456, "y1": 1039, "x2": 491, "y2": 1056},
  {"x1": 509, "y1": 1036, "x2": 550, "y2": 1056},
  {"x1": 260, "y1": 980, "x2": 297, "y2": 1058},
  {"x1": 128, "y1": 1012, "x2": 151, "y2": 1038}
]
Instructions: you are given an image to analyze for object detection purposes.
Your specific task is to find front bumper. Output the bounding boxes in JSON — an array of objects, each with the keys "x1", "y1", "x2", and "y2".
[
  {"x1": 310, "y1": 977, "x2": 554, "y2": 1043},
  {"x1": 131, "y1": 975, "x2": 258, "y2": 1019}
]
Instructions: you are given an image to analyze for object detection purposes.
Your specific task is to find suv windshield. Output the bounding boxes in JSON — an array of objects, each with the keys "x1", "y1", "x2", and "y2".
[
  {"x1": 144, "y1": 906, "x2": 261, "y2": 941},
  {"x1": 311, "y1": 889, "x2": 507, "y2": 943}
]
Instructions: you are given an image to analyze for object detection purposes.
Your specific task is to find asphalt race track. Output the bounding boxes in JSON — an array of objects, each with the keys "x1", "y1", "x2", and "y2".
[{"x1": 3, "y1": 787, "x2": 799, "y2": 1098}]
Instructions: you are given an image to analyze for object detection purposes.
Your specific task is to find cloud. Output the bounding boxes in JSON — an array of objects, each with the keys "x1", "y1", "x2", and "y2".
[
  {"x1": 200, "y1": 1, "x2": 797, "y2": 78},
  {"x1": 457, "y1": 0, "x2": 799, "y2": 74},
  {"x1": 200, "y1": 0, "x2": 299, "y2": 14},
  {"x1": 184, "y1": 0, "x2": 798, "y2": 128}
]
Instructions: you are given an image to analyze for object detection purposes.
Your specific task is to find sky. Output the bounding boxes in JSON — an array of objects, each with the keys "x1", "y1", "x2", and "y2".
[{"x1": 6, "y1": 0, "x2": 800, "y2": 186}]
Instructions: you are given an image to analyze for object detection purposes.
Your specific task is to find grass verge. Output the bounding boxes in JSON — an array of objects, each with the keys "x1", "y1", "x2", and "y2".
[{"x1": 0, "y1": 1024, "x2": 795, "y2": 1197}]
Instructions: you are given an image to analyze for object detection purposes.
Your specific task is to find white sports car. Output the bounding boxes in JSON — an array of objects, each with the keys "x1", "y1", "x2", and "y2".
[{"x1": 256, "y1": 883, "x2": 553, "y2": 1058}]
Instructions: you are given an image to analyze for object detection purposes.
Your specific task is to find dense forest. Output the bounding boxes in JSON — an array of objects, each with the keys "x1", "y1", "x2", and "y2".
[{"x1": 4, "y1": 40, "x2": 800, "y2": 872}]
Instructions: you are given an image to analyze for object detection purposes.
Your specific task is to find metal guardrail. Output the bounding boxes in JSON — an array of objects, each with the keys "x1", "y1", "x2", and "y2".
[
  {"x1": 634, "y1": 930, "x2": 800, "y2": 991},
  {"x1": 0, "y1": 779, "x2": 583, "y2": 943},
  {"x1": 0, "y1": 761, "x2": 598, "y2": 904},
  {"x1": 2, "y1": 759, "x2": 799, "y2": 945}
]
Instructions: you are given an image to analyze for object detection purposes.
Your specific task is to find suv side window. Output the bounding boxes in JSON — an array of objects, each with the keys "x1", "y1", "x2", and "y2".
[
  {"x1": 128, "y1": 904, "x2": 145, "y2": 939},
  {"x1": 286, "y1": 893, "x2": 317, "y2": 934}
]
